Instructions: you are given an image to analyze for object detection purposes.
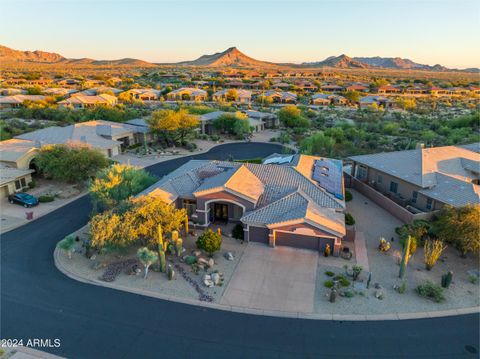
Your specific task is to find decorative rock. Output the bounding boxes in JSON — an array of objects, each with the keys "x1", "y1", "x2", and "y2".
[
  {"x1": 89, "y1": 254, "x2": 97, "y2": 261},
  {"x1": 208, "y1": 258, "x2": 215, "y2": 268},
  {"x1": 211, "y1": 272, "x2": 221, "y2": 285},
  {"x1": 192, "y1": 250, "x2": 202, "y2": 257},
  {"x1": 135, "y1": 268, "x2": 142, "y2": 275},
  {"x1": 203, "y1": 274, "x2": 214, "y2": 287},
  {"x1": 224, "y1": 252, "x2": 234, "y2": 261},
  {"x1": 375, "y1": 290, "x2": 384, "y2": 300},
  {"x1": 198, "y1": 257, "x2": 209, "y2": 266}
]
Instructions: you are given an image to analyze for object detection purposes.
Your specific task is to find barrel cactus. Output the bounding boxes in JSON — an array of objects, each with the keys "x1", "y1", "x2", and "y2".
[{"x1": 175, "y1": 237, "x2": 183, "y2": 257}]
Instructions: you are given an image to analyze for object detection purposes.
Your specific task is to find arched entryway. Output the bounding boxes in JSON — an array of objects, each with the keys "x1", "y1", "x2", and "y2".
[{"x1": 204, "y1": 199, "x2": 245, "y2": 225}]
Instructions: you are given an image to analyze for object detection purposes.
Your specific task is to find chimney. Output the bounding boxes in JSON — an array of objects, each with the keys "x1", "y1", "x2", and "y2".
[{"x1": 416, "y1": 143, "x2": 425, "y2": 149}]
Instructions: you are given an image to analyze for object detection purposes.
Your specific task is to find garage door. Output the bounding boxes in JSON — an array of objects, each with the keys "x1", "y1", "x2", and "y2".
[
  {"x1": 248, "y1": 226, "x2": 269, "y2": 244},
  {"x1": 275, "y1": 232, "x2": 320, "y2": 251}
]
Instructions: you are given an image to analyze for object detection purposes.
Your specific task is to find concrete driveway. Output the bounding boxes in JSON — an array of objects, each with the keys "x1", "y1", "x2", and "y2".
[{"x1": 221, "y1": 243, "x2": 318, "y2": 313}]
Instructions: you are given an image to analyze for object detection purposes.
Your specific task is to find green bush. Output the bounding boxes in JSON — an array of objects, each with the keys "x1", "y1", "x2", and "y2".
[
  {"x1": 28, "y1": 180, "x2": 36, "y2": 189},
  {"x1": 334, "y1": 274, "x2": 351, "y2": 287},
  {"x1": 196, "y1": 228, "x2": 222, "y2": 255},
  {"x1": 38, "y1": 195, "x2": 54, "y2": 203},
  {"x1": 416, "y1": 280, "x2": 445, "y2": 302},
  {"x1": 231, "y1": 223, "x2": 244, "y2": 240},
  {"x1": 345, "y1": 190, "x2": 352, "y2": 202},
  {"x1": 325, "y1": 271, "x2": 335, "y2": 277},
  {"x1": 345, "y1": 213, "x2": 355, "y2": 226},
  {"x1": 324, "y1": 280, "x2": 334, "y2": 288},
  {"x1": 397, "y1": 281, "x2": 407, "y2": 294},
  {"x1": 342, "y1": 289, "x2": 355, "y2": 298}
]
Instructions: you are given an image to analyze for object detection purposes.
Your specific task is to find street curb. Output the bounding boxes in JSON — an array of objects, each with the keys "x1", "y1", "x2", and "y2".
[{"x1": 54, "y1": 248, "x2": 480, "y2": 321}]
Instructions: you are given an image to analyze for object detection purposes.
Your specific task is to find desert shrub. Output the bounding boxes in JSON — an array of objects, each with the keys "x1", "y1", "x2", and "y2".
[
  {"x1": 334, "y1": 274, "x2": 351, "y2": 287},
  {"x1": 184, "y1": 142, "x2": 197, "y2": 152},
  {"x1": 345, "y1": 213, "x2": 355, "y2": 225},
  {"x1": 231, "y1": 223, "x2": 244, "y2": 240},
  {"x1": 342, "y1": 289, "x2": 355, "y2": 298},
  {"x1": 397, "y1": 281, "x2": 407, "y2": 294},
  {"x1": 468, "y1": 274, "x2": 478, "y2": 284},
  {"x1": 28, "y1": 180, "x2": 36, "y2": 189},
  {"x1": 424, "y1": 239, "x2": 447, "y2": 270},
  {"x1": 345, "y1": 190, "x2": 352, "y2": 202},
  {"x1": 400, "y1": 235, "x2": 418, "y2": 254},
  {"x1": 416, "y1": 280, "x2": 445, "y2": 302},
  {"x1": 324, "y1": 280, "x2": 334, "y2": 288},
  {"x1": 325, "y1": 270, "x2": 335, "y2": 277},
  {"x1": 38, "y1": 195, "x2": 54, "y2": 203},
  {"x1": 196, "y1": 228, "x2": 222, "y2": 255}
]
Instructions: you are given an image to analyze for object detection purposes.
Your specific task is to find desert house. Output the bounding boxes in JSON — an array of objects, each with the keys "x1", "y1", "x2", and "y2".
[
  {"x1": 166, "y1": 87, "x2": 208, "y2": 101},
  {"x1": 58, "y1": 94, "x2": 118, "y2": 109},
  {"x1": 212, "y1": 89, "x2": 252, "y2": 104},
  {"x1": 348, "y1": 143, "x2": 480, "y2": 219},
  {"x1": 262, "y1": 90, "x2": 297, "y2": 104},
  {"x1": 0, "y1": 95, "x2": 46, "y2": 109},
  {"x1": 140, "y1": 154, "x2": 346, "y2": 255}
]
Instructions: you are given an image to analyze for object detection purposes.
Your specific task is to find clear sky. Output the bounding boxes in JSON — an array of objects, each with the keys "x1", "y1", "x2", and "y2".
[{"x1": 1, "y1": 0, "x2": 479, "y2": 69}]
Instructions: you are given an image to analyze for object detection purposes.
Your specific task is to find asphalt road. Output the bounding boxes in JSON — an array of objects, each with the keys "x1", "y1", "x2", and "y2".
[{"x1": 1, "y1": 142, "x2": 479, "y2": 358}]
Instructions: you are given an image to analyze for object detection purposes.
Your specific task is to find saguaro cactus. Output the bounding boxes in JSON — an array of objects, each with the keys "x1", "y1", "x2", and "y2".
[
  {"x1": 399, "y1": 235, "x2": 411, "y2": 279},
  {"x1": 184, "y1": 215, "x2": 189, "y2": 235},
  {"x1": 175, "y1": 237, "x2": 183, "y2": 257},
  {"x1": 157, "y1": 224, "x2": 166, "y2": 273}
]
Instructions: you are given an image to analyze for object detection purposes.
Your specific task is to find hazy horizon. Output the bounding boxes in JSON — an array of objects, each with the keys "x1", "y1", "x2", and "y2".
[{"x1": 1, "y1": 0, "x2": 479, "y2": 69}]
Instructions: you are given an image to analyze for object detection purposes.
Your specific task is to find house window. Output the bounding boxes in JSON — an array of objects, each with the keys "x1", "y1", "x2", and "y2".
[
  {"x1": 426, "y1": 198, "x2": 433, "y2": 210},
  {"x1": 389, "y1": 181, "x2": 398, "y2": 194},
  {"x1": 183, "y1": 199, "x2": 197, "y2": 216},
  {"x1": 357, "y1": 166, "x2": 367, "y2": 180},
  {"x1": 412, "y1": 191, "x2": 418, "y2": 204},
  {"x1": 377, "y1": 175, "x2": 383, "y2": 184},
  {"x1": 15, "y1": 180, "x2": 21, "y2": 190},
  {"x1": 20, "y1": 178, "x2": 26, "y2": 188}
]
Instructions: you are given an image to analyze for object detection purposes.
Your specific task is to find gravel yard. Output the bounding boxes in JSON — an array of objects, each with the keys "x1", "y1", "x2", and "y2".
[
  {"x1": 57, "y1": 225, "x2": 247, "y2": 303},
  {"x1": 314, "y1": 189, "x2": 480, "y2": 314}
]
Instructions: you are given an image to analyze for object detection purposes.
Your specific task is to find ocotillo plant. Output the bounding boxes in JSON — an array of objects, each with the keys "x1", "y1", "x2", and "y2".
[{"x1": 399, "y1": 235, "x2": 411, "y2": 279}]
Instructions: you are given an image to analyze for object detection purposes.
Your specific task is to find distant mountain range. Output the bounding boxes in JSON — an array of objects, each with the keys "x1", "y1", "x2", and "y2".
[{"x1": 1, "y1": 44, "x2": 478, "y2": 73}]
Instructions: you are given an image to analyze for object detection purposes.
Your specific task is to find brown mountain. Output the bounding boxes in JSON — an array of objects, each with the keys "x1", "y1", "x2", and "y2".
[
  {"x1": 301, "y1": 54, "x2": 370, "y2": 69},
  {"x1": 0, "y1": 45, "x2": 66, "y2": 63},
  {"x1": 178, "y1": 47, "x2": 278, "y2": 68}
]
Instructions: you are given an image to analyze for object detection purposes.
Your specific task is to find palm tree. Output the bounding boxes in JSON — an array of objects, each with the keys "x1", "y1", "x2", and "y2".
[{"x1": 137, "y1": 247, "x2": 158, "y2": 279}]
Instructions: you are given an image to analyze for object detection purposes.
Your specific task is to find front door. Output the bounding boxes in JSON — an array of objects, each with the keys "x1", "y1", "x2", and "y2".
[{"x1": 214, "y1": 203, "x2": 228, "y2": 222}]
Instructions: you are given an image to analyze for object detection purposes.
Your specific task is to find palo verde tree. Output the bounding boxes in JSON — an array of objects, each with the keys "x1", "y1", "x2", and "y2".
[
  {"x1": 148, "y1": 108, "x2": 199, "y2": 145},
  {"x1": 432, "y1": 204, "x2": 480, "y2": 256},
  {"x1": 89, "y1": 163, "x2": 157, "y2": 211},
  {"x1": 137, "y1": 247, "x2": 158, "y2": 279},
  {"x1": 35, "y1": 144, "x2": 109, "y2": 183}
]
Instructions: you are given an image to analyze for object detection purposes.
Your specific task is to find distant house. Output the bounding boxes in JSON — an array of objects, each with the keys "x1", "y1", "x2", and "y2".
[
  {"x1": 58, "y1": 94, "x2": 118, "y2": 109},
  {"x1": 55, "y1": 78, "x2": 81, "y2": 87},
  {"x1": 140, "y1": 154, "x2": 346, "y2": 255},
  {"x1": 121, "y1": 89, "x2": 162, "y2": 101},
  {"x1": 377, "y1": 85, "x2": 402, "y2": 95},
  {"x1": 244, "y1": 110, "x2": 279, "y2": 128},
  {"x1": 198, "y1": 111, "x2": 265, "y2": 135},
  {"x1": 212, "y1": 89, "x2": 252, "y2": 104},
  {"x1": 166, "y1": 88, "x2": 208, "y2": 101},
  {"x1": 14, "y1": 120, "x2": 146, "y2": 157},
  {"x1": 272, "y1": 82, "x2": 291, "y2": 90},
  {"x1": 263, "y1": 90, "x2": 297, "y2": 104},
  {"x1": 74, "y1": 87, "x2": 123, "y2": 96},
  {"x1": 468, "y1": 86, "x2": 480, "y2": 95},
  {"x1": 346, "y1": 84, "x2": 368, "y2": 93},
  {"x1": 320, "y1": 84, "x2": 345, "y2": 93},
  {"x1": 0, "y1": 88, "x2": 27, "y2": 96},
  {"x1": 294, "y1": 80, "x2": 317, "y2": 92},
  {"x1": 404, "y1": 86, "x2": 429, "y2": 95},
  {"x1": 43, "y1": 88, "x2": 78, "y2": 97},
  {"x1": 348, "y1": 144, "x2": 480, "y2": 219},
  {"x1": 429, "y1": 87, "x2": 448, "y2": 96},
  {"x1": 359, "y1": 95, "x2": 393, "y2": 109},
  {"x1": 311, "y1": 93, "x2": 347, "y2": 106},
  {"x1": 0, "y1": 95, "x2": 46, "y2": 109}
]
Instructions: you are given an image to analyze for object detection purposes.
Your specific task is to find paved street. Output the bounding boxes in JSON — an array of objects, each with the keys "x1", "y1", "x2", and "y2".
[{"x1": 1, "y1": 142, "x2": 479, "y2": 358}]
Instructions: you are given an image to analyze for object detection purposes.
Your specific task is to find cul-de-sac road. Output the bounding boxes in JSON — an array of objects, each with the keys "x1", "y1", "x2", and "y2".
[{"x1": 1, "y1": 142, "x2": 479, "y2": 358}]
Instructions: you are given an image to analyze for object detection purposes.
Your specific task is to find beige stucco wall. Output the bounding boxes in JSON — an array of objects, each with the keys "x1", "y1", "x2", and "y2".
[{"x1": 0, "y1": 173, "x2": 33, "y2": 199}]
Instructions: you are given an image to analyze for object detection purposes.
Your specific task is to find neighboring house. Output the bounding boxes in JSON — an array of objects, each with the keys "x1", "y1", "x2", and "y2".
[
  {"x1": 244, "y1": 110, "x2": 279, "y2": 128},
  {"x1": 348, "y1": 143, "x2": 480, "y2": 214},
  {"x1": 404, "y1": 86, "x2": 429, "y2": 95},
  {"x1": 198, "y1": 111, "x2": 265, "y2": 135},
  {"x1": 122, "y1": 89, "x2": 162, "y2": 101},
  {"x1": 166, "y1": 88, "x2": 208, "y2": 101},
  {"x1": 15, "y1": 120, "x2": 145, "y2": 157},
  {"x1": 359, "y1": 95, "x2": 393, "y2": 109},
  {"x1": 0, "y1": 139, "x2": 38, "y2": 199},
  {"x1": 0, "y1": 163, "x2": 34, "y2": 199},
  {"x1": 311, "y1": 93, "x2": 347, "y2": 106},
  {"x1": 124, "y1": 118, "x2": 155, "y2": 143},
  {"x1": 0, "y1": 95, "x2": 46, "y2": 109},
  {"x1": 212, "y1": 89, "x2": 252, "y2": 104},
  {"x1": 58, "y1": 94, "x2": 118, "y2": 109},
  {"x1": 55, "y1": 78, "x2": 81, "y2": 87},
  {"x1": 263, "y1": 90, "x2": 297, "y2": 104},
  {"x1": 140, "y1": 154, "x2": 346, "y2": 254},
  {"x1": 73, "y1": 87, "x2": 123, "y2": 96},
  {"x1": 294, "y1": 81, "x2": 317, "y2": 92}
]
